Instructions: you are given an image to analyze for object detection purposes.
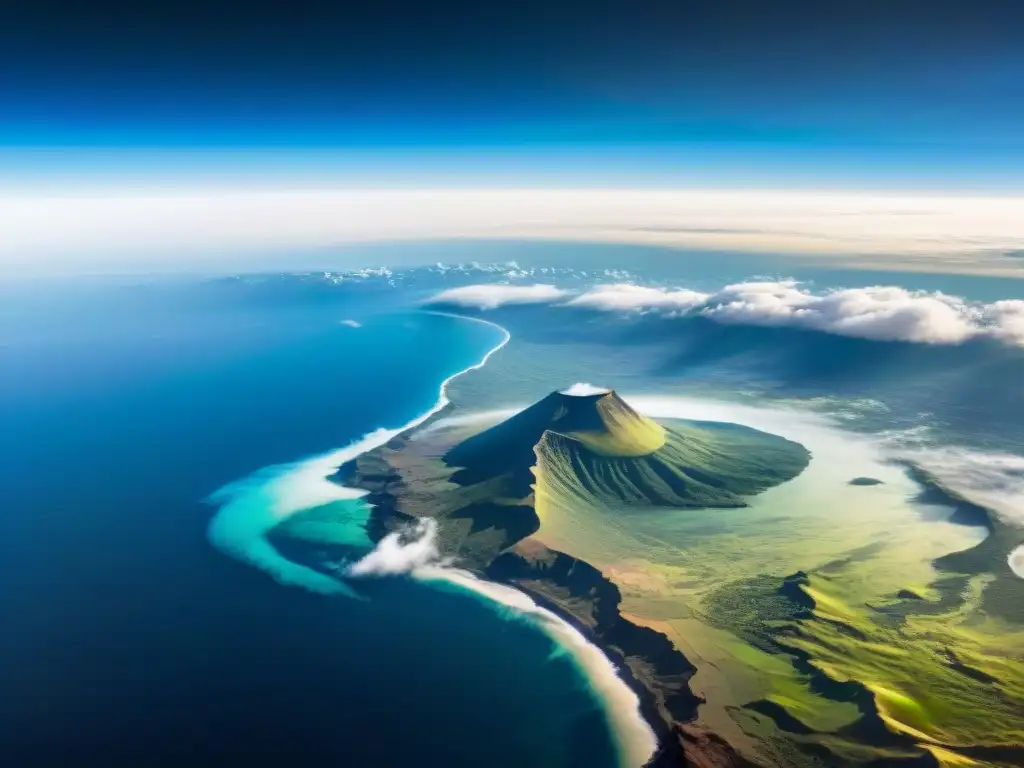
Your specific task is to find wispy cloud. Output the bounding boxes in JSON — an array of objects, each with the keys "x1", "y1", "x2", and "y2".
[{"x1": 4, "y1": 189, "x2": 1024, "y2": 276}]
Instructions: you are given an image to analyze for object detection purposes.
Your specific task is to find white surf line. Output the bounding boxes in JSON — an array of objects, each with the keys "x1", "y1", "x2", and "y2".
[
  {"x1": 206, "y1": 311, "x2": 510, "y2": 595},
  {"x1": 415, "y1": 566, "x2": 659, "y2": 768},
  {"x1": 420, "y1": 310, "x2": 512, "y2": 383},
  {"x1": 342, "y1": 516, "x2": 660, "y2": 767}
]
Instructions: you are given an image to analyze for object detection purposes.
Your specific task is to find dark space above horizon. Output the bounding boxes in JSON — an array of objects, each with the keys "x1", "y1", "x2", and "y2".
[{"x1": 1, "y1": 0, "x2": 1023, "y2": 158}]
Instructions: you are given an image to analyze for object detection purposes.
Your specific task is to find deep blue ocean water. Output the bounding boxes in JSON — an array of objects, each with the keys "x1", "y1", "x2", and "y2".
[
  {"x1": 8, "y1": 246, "x2": 1017, "y2": 766},
  {"x1": 0, "y1": 278, "x2": 618, "y2": 766}
]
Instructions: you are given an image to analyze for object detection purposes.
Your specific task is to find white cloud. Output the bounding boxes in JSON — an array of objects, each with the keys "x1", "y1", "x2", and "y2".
[
  {"x1": 437, "y1": 280, "x2": 1024, "y2": 347},
  {"x1": 700, "y1": 282, "x2": 983, "y2": 344},
  {"x1": 566, "y1": 281, "x2": 1024, "y2": 346},
  {"x1": 560, "y1": 382, "x2": 611, "y2": 396},
  {"x1": 893, "y1": 446, "x2": 1024, "y2": 530},
  {"x1": 347, "y1": 519, "x2": 442, "y2": 576},
  {"x1": 429, "y1": 283, "x2": 568, "y2": 310},
  {"x1": 340, "y1": 319, "x2": 362, "y2": 328},
  {"x1": 565, "y1": 283, "x2": 708, "y2": 313},
  {"x1": 1010, "y1": 546, "x2": 1024, "y2": 580},
  {"x1": 986, "y1": 300, "x2": 1024, "y2": 346}
]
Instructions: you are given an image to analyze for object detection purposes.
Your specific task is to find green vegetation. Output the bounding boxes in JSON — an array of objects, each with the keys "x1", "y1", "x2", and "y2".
[
  {"x1": 783, "y1": 573, "x2": 1024, "y2": 762},
  {"x1": 703, "y1": 566, "x2": 1024, "y2": 766},
  {"x1": 317, "y1": 386, "x2": 1022, "y2": 767},
  {"x1": 507, "y1": 392, "x2": 810, "y2": 511}
]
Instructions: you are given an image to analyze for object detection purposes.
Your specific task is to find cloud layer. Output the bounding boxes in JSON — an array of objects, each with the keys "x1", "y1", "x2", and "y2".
[
  {"x1": 5, "y1": 189, "x2": 1024, "y2": 276},
  {"x1": 430, "y1": 281, "x2": 1024, "y2": 347}
]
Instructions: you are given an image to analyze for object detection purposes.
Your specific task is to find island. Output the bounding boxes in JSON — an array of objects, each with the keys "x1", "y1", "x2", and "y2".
[
  {"x1": 333, "y1": 389, "x2": 811, "y2": 766},
  {"x1": 273, "y1": 386, "x2": 1024, "y2": 767}
]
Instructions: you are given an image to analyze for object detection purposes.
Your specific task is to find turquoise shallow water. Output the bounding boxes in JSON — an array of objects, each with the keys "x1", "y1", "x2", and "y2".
[{"x1": 0, "y1": 278, "x2": 620, "y2": 767}]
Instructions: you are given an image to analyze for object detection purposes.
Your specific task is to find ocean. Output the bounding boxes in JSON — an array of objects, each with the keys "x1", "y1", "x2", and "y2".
[
  {"x1": 0, "y1": 277, "x2": 622, "y2": 767},
  {"x1": 5, "y1": 247, "x2": 1022, "y2": 767}
]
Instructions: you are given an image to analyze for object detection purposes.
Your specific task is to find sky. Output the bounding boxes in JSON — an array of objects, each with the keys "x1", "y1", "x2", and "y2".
[
  {"x1": 2, "y1": 0, "x2": 1024, "y2": 188},
  {"x1": 3, "y1": 1, "x2": 1024, "y2": 275}
]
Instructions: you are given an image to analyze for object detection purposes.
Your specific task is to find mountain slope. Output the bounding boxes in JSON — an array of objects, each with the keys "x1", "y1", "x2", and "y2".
[
  {"x1": 317, "y1": 388, "x2": 814, "y2": 768},
  {"x1": 444, "y1": 389, "x2": 809, "y2": 511}
]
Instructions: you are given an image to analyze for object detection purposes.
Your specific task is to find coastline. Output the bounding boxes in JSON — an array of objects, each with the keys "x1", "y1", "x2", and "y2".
[
  {"x1": 502, "y1": 581, "x2": 759, "y2": 768},
  {"x1": 231, "y1": 308, "x2": 1022, "y2": 766},
  {"x1": 207, "y1": 310, "x2": 666, "y2": 767},
  {"x1": 483, "y1": 548, "x2": 757, "y2": 768},
  {"x1": 341, "y1": 335, "x2": 1024, "y2": 767},
  {"x1": 345, "y1": 401, "x2": 747, "y2": 768},
  {"x1": 206, "y1": 311, "x2": 508, "y2": 595},
  {"x1": 415, "y1": 564, "x2": 661, "y2": 768},
  {"x1": 404, "y1": 313, "x2": 665, "y2": 767},
  {"x1": 338, "y1": 313, "x2": 675, "y2": 767}
]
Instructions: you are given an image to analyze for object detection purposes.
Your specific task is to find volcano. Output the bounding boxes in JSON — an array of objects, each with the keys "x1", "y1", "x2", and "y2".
[
  {"x1": 443, "y1": 390, "x2": 665, "y2": 493},
  {"x1": 309, "y1": 387, "x2": 814, "y2": 767},
  {"x1": 443, "y1": 389, "x2": 810, "y2": 511},
  {"x1": 320, "y1": 387, "x2": 810, "y2": 563}
]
